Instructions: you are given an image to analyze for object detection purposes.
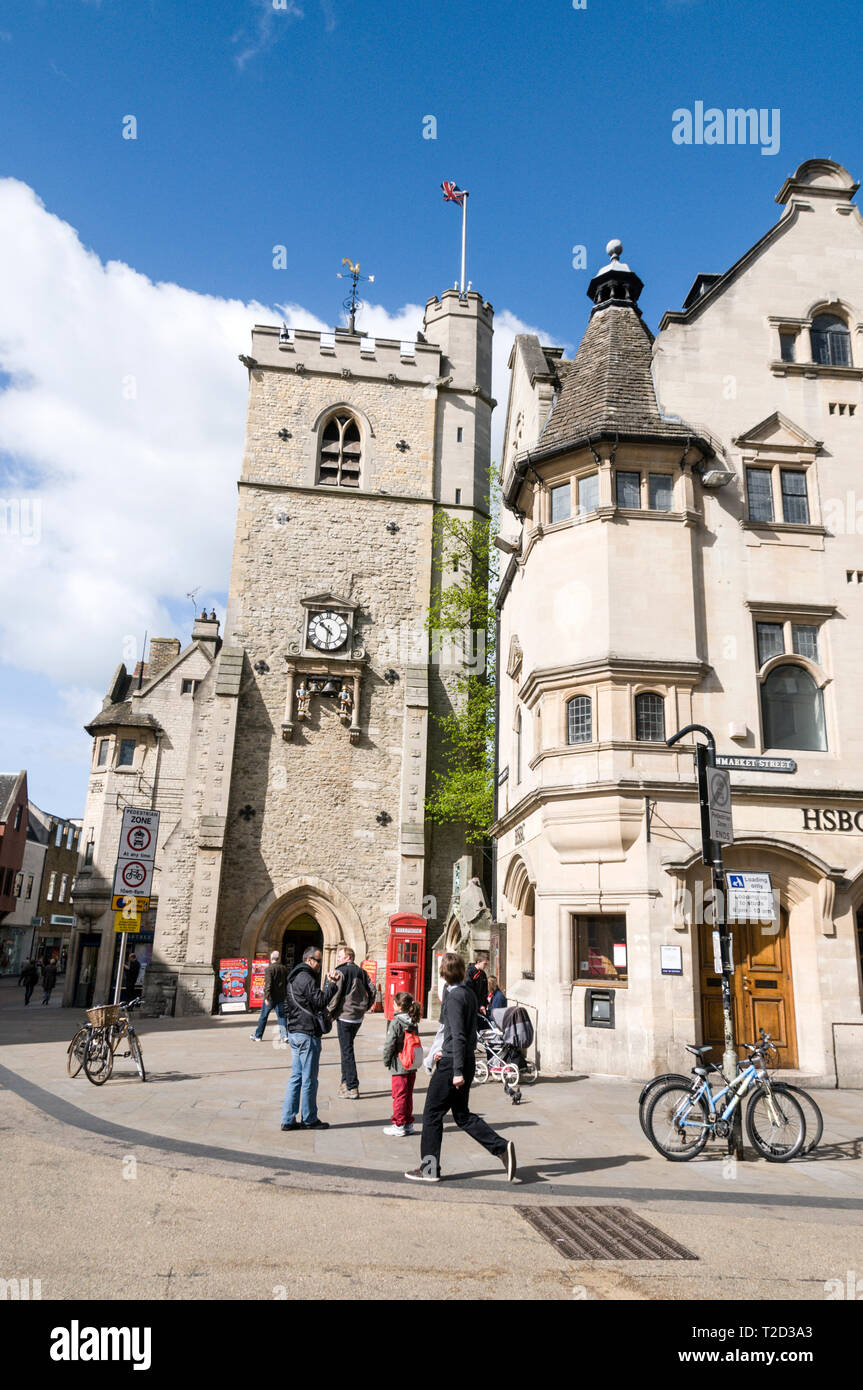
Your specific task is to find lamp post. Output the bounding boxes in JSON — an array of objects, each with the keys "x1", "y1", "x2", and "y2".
[{"x1": 667, "y1": 722, "x2": 743, "y2": 1158}]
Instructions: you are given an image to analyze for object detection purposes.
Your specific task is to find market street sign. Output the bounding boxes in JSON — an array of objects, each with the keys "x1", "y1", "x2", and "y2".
[{"x1": 715, "y1": 755, "x2": 797, "y2": 773}]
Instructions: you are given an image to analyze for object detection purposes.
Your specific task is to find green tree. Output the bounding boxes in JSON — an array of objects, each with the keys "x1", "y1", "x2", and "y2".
[{"x1": 425, "y1": 473, "x2": 500, "y2": 843}]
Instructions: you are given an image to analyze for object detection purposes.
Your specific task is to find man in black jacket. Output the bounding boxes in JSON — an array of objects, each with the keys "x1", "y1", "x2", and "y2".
[
  {"x1": 18, "y1": 959, "x2": 39, "y2": 1006},
  {"x1": 334, "y1": 945, "x2": 374, "y2": 1099},
  {"x1": 280, "y1": 946, "x2": 337, "y2": 1131},
  {"x1": 466, "y1": 952, "x2": 490, "y2": 1018},
  {"x1": 40, "y1": 957, "x2": 58, "y2": 1006},
  {"x1": 405, "y1": 952, "x2": 515, "y2": 1184},
  {"x1": 251, "y1": 951, "x2": 288, "y2": 1043}
]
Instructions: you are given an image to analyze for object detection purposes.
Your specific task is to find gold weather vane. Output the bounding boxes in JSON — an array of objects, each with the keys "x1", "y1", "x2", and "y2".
[{"x1": 337, "y1": 258, "x2": 375, "y2": 334}]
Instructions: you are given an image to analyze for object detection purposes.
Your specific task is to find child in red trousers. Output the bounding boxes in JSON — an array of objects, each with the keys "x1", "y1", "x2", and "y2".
[{"x1": 382, "y1": 992, "x2": 423, "y2": 1136}]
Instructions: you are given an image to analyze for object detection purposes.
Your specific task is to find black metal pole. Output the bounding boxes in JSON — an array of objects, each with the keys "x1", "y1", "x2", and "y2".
[{"x1": 668, "y1": 724, "x2": 742, "y2": 1158}]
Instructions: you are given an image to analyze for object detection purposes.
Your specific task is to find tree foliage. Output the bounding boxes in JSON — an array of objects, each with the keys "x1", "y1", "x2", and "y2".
[{"x1": 425, "y1": 474, "x2": 500, "y2": 843}]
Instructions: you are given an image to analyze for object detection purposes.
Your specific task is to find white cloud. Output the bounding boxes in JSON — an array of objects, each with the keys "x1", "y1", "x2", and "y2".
[{"x1": 0, "y1": 179, "x2": 556, "y2": 734}]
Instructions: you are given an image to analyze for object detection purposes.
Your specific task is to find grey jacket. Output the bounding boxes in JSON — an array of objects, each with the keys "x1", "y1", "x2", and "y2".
[{"x1": 383, "y1": 1012, "x2": 420, "y2": 1075}]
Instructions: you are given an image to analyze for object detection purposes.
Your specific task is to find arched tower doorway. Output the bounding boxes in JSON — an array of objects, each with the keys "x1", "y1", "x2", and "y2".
[
  {"x1": 238, "y1": 875, "x2": 367, "y2": 976},
  {"x1": 281, "y1": 911, "x2": 324, "y2": 970}
]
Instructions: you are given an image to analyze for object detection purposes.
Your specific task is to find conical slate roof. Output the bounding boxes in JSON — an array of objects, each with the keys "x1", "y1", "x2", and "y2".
[{"x1": 537, "y1": 241, "x2": 699, "y2": 454}]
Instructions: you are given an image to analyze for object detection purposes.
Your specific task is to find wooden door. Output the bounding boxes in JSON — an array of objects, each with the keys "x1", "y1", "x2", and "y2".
[{"x1": 698, "y1": 908, "x2": 798, "y2": 1068}]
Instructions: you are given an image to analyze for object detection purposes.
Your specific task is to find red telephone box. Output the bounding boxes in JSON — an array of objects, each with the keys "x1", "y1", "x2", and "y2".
[{"x1": 385, "y1": 913, "x2": 428, "y2": 1020}]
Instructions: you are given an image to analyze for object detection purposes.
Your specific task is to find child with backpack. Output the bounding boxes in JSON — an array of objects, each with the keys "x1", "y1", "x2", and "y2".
[{"x1": 382, "y1": 992, "x2": 423, "y2": 1137}]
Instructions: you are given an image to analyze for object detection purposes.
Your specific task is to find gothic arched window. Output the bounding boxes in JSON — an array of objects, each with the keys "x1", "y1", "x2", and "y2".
[
  {"x1": 635, "y1": 691, "x2": 666, "y2": 742},
  {"x1": 567, "y1": 695, "x2": 592, "y2": 744},
  {"x1": 761, "y1": 664, "x2": 827, "y2": 751},
  {"x1": 810, "y1": 313, "x2": 852, "y2": 368},
  {"x1": 318, "y1": 412, "x2": 362, "y2": 487}
]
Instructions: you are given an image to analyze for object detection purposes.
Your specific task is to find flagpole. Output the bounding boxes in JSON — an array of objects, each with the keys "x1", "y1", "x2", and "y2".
[{"x1": 460, "y1": 192, "x2": 468, "y2": 293}]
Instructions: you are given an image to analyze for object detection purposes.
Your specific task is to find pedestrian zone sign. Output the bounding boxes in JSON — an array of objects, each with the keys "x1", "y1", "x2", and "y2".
[{"x1": 727, "y1": 872, "x2": 775, "y2": 923}]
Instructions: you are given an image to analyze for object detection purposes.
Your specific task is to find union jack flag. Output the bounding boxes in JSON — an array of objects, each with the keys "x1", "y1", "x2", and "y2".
[{"x1": 441, "y1": 181, "x2": 467, "y2": 206}]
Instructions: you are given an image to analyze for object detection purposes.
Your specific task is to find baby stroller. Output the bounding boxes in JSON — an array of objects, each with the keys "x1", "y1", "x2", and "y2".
[{"x1": 475, "y1": 1006, "x2": 537, "y2": 1087}]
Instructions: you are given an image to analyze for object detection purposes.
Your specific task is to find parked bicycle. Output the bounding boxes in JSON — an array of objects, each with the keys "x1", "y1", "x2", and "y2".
[
  {"x1": 644, "y1": 1031, "x2": 807, "y2": 1162},
  {"x1": 66, "y1": 998, "x2": 146, "y2": 1086},
  {"x1": 639, "y1": 1029, "x2": 823, "y2": 1156}
]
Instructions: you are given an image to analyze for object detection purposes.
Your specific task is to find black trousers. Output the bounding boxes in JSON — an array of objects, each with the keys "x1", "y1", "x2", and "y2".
[
  {"x1": 337, "y1": 1019, "x2": 362, "y2": 1089},
  {"x1": 419, "y1": 1057, "x2": 506, "y2": 1176}
]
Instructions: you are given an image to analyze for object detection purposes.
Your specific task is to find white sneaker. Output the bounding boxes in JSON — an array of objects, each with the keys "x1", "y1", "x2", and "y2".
[
  {"x1": 250, "y1": 1034, "x2": 262, "y2": 1041},
  {"x1": 382, "y1": 1124, "x2": 407, "y2": 1137}
]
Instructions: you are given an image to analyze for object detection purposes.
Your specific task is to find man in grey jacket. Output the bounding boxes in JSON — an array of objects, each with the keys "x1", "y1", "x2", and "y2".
[{"x1": 334, "y1": 945, "x2": 374, "y2": 1099}]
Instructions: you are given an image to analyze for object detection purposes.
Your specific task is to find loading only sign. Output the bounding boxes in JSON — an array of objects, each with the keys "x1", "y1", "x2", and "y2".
[{"x1": 112, "y1": 807, "x2": 160, "y2": 913}]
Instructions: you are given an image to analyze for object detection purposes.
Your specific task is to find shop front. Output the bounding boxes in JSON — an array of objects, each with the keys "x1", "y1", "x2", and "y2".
[{"x1": 498, "y1": 793, "x2": 863, "y2": 1087}]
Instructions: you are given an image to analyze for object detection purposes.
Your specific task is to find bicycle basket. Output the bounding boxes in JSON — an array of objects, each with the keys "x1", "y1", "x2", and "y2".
[{"x1": 86, "y1": 1004, "x2": 120, "y2": 1028}]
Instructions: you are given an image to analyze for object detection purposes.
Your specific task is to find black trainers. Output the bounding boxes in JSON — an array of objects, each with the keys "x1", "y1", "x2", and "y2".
[
  {"x1": 301, "y1": 1119, "x2": 329, "y2": 1130},
  {"x1": 281, "y1": 1121, "x2": 301, "y2": 1131},
  {"x1": 500, "y1": 1141, "x2": 517, "y2": 1181}
]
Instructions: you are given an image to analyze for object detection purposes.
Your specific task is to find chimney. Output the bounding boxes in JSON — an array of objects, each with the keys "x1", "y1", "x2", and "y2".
[
  {"x1": 147, "y1": 638, "x2": 182, "y2": 680},
  {"x1": 191, "y1": 610, "x2": 220, "y2": 653}
]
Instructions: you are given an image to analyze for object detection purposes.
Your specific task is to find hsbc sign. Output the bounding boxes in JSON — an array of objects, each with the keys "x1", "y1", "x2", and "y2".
[{"x1": 802, "y1": 808, "x2": 863, "y2": 833}]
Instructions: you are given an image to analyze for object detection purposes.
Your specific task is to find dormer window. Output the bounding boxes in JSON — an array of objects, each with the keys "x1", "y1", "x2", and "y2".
[
  {"x1": 810, "y1": 313, "x2": 852, "y2": 368},
  {"x1": 318, "y1": 412, "x2": 361, "y2": 487}
]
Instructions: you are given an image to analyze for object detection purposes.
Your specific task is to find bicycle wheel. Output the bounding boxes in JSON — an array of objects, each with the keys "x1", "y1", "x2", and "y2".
[
  {"x1": 638, "y1": 1073, "x2": 691, "y2": 1136},
  {"x1": 473, "y1": 1059, "x2": 490, "y2": 1084},
  {"x1": 745, "y1": 1083, "x2": 806, "y2": 1162},
  {"x1": 66, "y1": 1027, "x2": 90, "y2": 1078},
  {"x1": 781, "y1": 1083, "x2": 823, "y2": 1156},
  {"x1": 128, "y1": 1031, "x2": 146, "y2": 1082},
  {"x1": 83, "y1": 1031, "x2": 114, "y2": 1086},
  {"x1": 645, "y1": 1082, "x2": 711, "y2": 1161}
]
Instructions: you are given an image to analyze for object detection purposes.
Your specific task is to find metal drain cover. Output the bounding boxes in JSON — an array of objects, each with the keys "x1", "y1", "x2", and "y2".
[{"x1": 520, "y1": 1205, "x2": 697, "y2": 1261}]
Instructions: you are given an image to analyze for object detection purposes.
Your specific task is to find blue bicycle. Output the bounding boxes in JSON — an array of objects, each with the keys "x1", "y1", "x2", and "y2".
[{"x1": 645, "y1": 1034, "x2": 806, "y2": 1163}]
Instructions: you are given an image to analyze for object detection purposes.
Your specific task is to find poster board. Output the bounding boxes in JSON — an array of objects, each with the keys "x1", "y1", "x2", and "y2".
[
  {"x1": 218, "y1": 958, "x2": 249, "y2": 1013},
  {"x1": 250, "y1": 956, "x2": 269, "y2": 1010}
]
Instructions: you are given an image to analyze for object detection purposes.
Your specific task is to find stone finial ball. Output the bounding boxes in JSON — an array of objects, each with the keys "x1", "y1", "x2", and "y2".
[{"x1": 606, "y1": 238, "x2": 623, "y2": 259}]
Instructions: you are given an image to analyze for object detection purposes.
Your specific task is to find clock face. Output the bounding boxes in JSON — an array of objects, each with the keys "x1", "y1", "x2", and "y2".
[{"x1": 307, "y1": 610, "x2": 349, "y2": 651}]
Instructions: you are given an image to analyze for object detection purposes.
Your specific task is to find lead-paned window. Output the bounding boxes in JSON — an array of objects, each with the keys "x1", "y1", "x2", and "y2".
[
  {"x1": 574, "y1": 915, "x2": 628, "y2": 982},
  {"x1": 780, "y1": 470, "x2": 810, "y2": 525},
  {"x1": 616, "y1": 470, "x2": 641, "y2": 509},
  {"x1": 648, "y1": 473, "x2": 674, "y2": 512},
  {"x1": 756, "y1": 622, "x2": 785, "y2": 666},
  {"x1": 635, "y1": 691, "x2": 665, "y2": 742},
  {"x1": 810, "y1": 314, "x2": 852, "y2": 368},
  {"x1": 779, "y1": 331, "x2": 796, "y2": 363},
  {"x1": 567, "y1": 695, "x2": 592, "y2": 745},
  {"x1": 577, "y1": 472, "x2": 599, "y2": 515},
  {"x1": 746, "y1": 467, "x2": 774, "y2": 523},
  {"x1": 792, "y1": 624, "x2": 819, "y2": 661},
  {"x1": 96, "y1": 738, "x2": 109, "y2": 767},
  {"x1": 550, "y1": 482, "x2": 571, "y2": 523},
  {"x1": 118, "y1": 739, "x2": 136, "y2": 767}
]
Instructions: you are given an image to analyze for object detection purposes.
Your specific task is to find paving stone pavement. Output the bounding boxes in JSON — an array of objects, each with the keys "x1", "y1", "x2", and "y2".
[{"x1": 2, "y1": 985, "x2": 862, "y2": 1299}]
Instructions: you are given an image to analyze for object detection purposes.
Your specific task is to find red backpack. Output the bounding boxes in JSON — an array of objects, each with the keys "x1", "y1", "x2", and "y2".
[{"x1": 398, "y1": 1028, "x2": 424, "y2": 1072}]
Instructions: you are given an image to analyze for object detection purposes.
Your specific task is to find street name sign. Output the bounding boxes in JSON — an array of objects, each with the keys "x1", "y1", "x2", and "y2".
[{"x1": 715, "y1": 755, "x2": 797, "y2": 773}]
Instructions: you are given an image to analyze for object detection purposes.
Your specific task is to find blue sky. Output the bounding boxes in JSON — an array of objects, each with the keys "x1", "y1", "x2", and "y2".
[{"x1": 1, "y1": 0, "x2": 862, "y2": 814}]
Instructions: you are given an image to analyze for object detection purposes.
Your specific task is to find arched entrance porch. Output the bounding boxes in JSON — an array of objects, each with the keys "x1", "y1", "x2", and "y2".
[{"x1": 239, "y1": 875, "x2": 367, "y2": 975}]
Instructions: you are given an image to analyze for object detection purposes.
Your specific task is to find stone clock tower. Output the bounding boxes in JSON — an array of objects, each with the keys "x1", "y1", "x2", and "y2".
[{"x1": 143, "y1": 289, "x2": 493, "y2": 1010}]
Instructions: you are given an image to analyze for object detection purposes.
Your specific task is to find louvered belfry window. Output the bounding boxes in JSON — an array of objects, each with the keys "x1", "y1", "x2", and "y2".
[{"x1": 319, "y1": 413, "x2": 362, "y2": 486}]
